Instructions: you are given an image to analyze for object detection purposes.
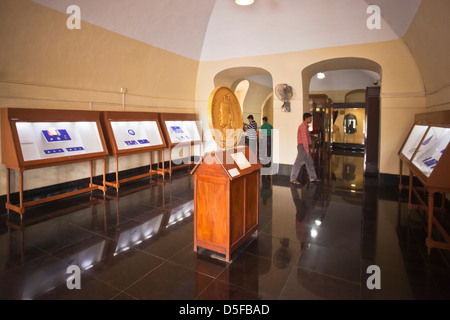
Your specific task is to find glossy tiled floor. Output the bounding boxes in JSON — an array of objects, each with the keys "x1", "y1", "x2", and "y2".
[{"x1": 1, "y1": 151, "x2": 449, "y2": 300}]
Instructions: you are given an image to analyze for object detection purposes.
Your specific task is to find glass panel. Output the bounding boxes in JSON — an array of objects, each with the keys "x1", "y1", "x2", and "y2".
[
  {"x1": 15, "y1": 121, "x2": 103, "y2": 161},
  {"x1": 332, "y1": 107, "x2": 365, "y2": 145},
  {"x1": 110, "y1": 121, "x2": 163, "y2": 150},
  {"x1": 400, "y1": 124, "x2": 428, "y2": 160},
  {"x1": 411, "y1": 126, "x2": 450, "y2": 177},
  {"x1": 332, "y1": 109, "x2": 345, "y2": 143},
  {"x1": 165, "y1": 121, "x2": 201, "y2": 144},
  {"x1": 343, "y1": 108, "x2": 365, "y2": 145}
]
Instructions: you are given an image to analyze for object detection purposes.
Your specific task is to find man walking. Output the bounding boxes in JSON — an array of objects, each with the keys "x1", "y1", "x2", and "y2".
[{"x1": 290, "y1": 113, "x2": 320, "y2": 184}]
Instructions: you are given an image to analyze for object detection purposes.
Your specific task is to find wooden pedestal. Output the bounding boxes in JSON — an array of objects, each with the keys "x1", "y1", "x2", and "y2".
[{"x1": 191, "y1": 146, "x2": 261, "y2": 261}]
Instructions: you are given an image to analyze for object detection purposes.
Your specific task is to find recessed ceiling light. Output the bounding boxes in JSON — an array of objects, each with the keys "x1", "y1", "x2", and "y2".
[
  {"x1": 235, "y1": 0, "x2": 254, "y2": 6},
  {"x1": 317, "y1": 72, "x2": 325, "y2": 79}
]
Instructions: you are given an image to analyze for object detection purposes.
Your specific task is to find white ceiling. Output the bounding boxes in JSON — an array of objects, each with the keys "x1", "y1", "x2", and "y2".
[
  {"x1": 32, "y1": 0, "x2": 422, "y2": 61},
  {"x1": 309, "y1": 69, "x2": 380, "y2": 91}
]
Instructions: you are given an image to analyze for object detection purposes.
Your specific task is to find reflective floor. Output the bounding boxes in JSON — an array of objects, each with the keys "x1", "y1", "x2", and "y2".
[{"x1": 1, "y1": 151, "x2": 450, "y2": 300}]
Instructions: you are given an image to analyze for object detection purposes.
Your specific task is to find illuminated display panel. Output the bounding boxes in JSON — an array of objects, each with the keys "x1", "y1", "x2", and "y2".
[
  {"x1": 164, "y1": 121, "x2": 201, "y2": 144},
  {"x1": 110, "y1": 121, "x2": 163, "y2": 151},
  {"x1": 400, "y1": 125, "x2": 429, "y2": 160},
  {"x1": 411, "y1": 126, "x2": 450, "y2": 177},
  {"x1": 15, "y1": 121, "x2": 104, "y2": 162}
]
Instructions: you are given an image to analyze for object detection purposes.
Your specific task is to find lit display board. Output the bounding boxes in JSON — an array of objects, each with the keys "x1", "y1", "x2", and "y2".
[
  {"x1": 15, "y1": 121, "x2": 104, "y2": 161},
  {"x1": 110, "y1": 121, "x2": 164, "y2": 151},
  {"x1": 164, "y1": 120, "x2": 201, "y2": 144}
]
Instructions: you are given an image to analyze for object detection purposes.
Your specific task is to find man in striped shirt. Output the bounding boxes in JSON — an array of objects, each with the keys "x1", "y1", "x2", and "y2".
[
  {"x1": 290, "y1": 113, "x2": 319, "y2": 184},
  {"x1": 245, "y1": 115, "x2": 258, "y2": 162}
]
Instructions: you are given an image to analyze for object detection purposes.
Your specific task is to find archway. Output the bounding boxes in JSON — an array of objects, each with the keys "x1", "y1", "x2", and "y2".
[
  {"x1": 302, "y1": 57, "x2": 382, "y2": 176},
  {"x1": 214, "y1": 67, "x2": 273, "y2": 129}
]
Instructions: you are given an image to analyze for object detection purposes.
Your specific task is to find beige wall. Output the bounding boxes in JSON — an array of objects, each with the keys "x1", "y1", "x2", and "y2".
[
  {"x1": 403, "y1": 0, "x2": 450, "y2": 112},
  {"x1": 195, "y1": 39, "x2": 426, "y2": 175},
  {"x1": 0, "y1": 0, "x2": 198, "y2": 195}
]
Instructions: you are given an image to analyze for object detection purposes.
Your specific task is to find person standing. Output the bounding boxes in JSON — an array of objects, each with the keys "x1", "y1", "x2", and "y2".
[
  {"x1": 290, "y1": 113, "x2": 320, "y2": 184},
  {"x1": 244, "y1": 115, "x2": 258, "y2": 161},
  {"x1": 260, "y1": 116, "x2": 273, "y2": 166}
]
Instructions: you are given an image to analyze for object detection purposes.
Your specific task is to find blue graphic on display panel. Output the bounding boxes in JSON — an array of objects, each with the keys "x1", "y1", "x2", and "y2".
[
  {"x1": 44, "y1": 148, "x2": 64, "y2": 155},
  {"x1": 171, "y1": 126, "x2": 184, "y2": 134},
  {"x1": 42, "y1": 129, "x2": 71, "y2": 142},
  {"x1": 422, "y1": 135, "x2": 433, "y2": 145},
  {"x1": 137, "y1": 139, "x2": 150, "y2": 144},
  {"x1": 66, "y1": 147, "x2": 84, "y2": 152},
  {"x1": 124, "y1": 140, "x2": 138, "y2": 145},
  {"x1": 424, "y1": 158, "x2": 438, "y2": 167}
]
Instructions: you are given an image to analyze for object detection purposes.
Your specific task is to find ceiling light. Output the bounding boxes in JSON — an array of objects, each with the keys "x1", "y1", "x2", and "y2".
[
  {"x1": 317, "y1": 72, "x2": 325, "y2": 79},
  {"x1": 235, "y1": 0, "x2": 254, "y2": 5}
]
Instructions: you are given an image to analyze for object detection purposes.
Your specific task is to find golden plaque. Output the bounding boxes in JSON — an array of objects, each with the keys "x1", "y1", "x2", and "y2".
[{"x1": 207, "y1": 86, "x2": 243, "y2": 149}]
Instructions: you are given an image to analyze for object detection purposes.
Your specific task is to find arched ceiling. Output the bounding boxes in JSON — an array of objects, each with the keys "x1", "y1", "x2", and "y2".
[{"x1": 31, "y1": 0, "x2": 422, "y2": 61}]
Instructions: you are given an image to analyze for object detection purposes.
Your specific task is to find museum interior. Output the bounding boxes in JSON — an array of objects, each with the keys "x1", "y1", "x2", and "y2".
[{"x1": 0, "y1": 0, "x2": 449, "y2": 301}]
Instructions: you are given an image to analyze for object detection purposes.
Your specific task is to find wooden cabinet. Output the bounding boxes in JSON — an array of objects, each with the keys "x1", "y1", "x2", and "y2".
[
  {"x1": 398, "y1": 110, "x2": 450, "y2": 254},
  {"x1": 191, "y1": 146, "x2": 262, "y2": 261},
  {"x1": 158, "y1": 113, "x2": 201, "y2": 177},
  {"x1": 1, "y1": 107, "x2": 108, "y2": 217},
  {"x1": 100, "y1": 111, "x2": 166, "y2": 191}
]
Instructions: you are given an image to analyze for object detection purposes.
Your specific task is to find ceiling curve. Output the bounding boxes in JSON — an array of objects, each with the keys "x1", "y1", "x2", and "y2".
[{"x1": 31, "y1": 0, "x2": 422, "y2": 61}]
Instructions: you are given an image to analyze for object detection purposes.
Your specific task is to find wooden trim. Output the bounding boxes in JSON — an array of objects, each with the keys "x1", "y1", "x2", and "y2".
[{"x1": 415, "y1": 110, "x2": 450, "y2": 126}]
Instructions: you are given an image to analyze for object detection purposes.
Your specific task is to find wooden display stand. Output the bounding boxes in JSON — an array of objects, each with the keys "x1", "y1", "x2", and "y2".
[
  {"x1": 191, "y1": 146, "x2": 262, "y2": 261},
  {"x1": 101, "y1": 111, "x2": 166, "y2": 192},
  {"x1": 158, "y1": 113, "x2": 201, "y2": 178},
  {"x1": 398, "y1": 110, "x2": 450, "y2": 254},
  {"x1": 1, "y1": 108, "x2": 108, "y2": 218}
]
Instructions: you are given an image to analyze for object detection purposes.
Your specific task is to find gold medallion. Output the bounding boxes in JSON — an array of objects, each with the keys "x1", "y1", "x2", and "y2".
[{"x1": 207, "y1": 86, "x2": 243, "y2": 149}]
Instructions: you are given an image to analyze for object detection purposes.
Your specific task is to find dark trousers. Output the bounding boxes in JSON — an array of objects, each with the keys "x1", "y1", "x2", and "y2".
[{"x1": 259, "y1": 135, "x2": 272, "y2": 165}]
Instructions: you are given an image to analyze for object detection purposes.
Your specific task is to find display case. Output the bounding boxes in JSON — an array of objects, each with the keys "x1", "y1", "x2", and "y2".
[
  {"x1": 398, "y1": 110, "x2": 450, "y2": 254},
  {"x1": 158, "y1": 113, "x2": 201, "y2": 177},
  {"x1": 101, "y1": 111, "x2": 166, "y2": 191},
  {"x1": 1, "y1": 107, "x2": 108, "y2": 217}
]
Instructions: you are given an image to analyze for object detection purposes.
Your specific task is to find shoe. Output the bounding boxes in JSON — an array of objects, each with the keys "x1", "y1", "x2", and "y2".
[
  {"x1": 309, "y1": 179, "x2": 321, "y2": 184},
  {"x1": 290, "y1": 180, "x2": 301, "y2": 185}
]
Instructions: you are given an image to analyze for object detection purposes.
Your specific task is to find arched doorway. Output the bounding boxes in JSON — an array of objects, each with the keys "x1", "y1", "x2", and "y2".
[
  {"x1": 213, "y1": 67, "x2": 274, "y2": 167},
  {"x1": 302, "y1": 58, "x2": 382, "y2": 177},
  {"x1": 214, "y1": 67, "x2": 273, "y2": 129}
]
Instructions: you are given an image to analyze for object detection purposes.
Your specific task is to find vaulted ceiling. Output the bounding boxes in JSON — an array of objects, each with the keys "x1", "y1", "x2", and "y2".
[{"x1": 31, "y1": 0, "x2": 422, "y2": 61}]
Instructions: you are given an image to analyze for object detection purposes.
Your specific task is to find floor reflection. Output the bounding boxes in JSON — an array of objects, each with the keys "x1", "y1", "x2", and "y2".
[{"x1": 0, "y1": 151, "x2": 449, "y2": 300}]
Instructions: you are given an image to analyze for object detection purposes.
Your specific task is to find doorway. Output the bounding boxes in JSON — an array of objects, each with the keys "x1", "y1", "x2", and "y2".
[{"x1": 331, "y1": 103, "x2": 366, "y2": 152}]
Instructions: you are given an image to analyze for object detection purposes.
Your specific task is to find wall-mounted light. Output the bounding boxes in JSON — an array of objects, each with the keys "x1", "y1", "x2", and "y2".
[
  {"x1": 235, "y1": 0, "x2": 254, "y2": 5},
  {"x1": 316, "y1": 72, "x2": 325, "y2": 79}
]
